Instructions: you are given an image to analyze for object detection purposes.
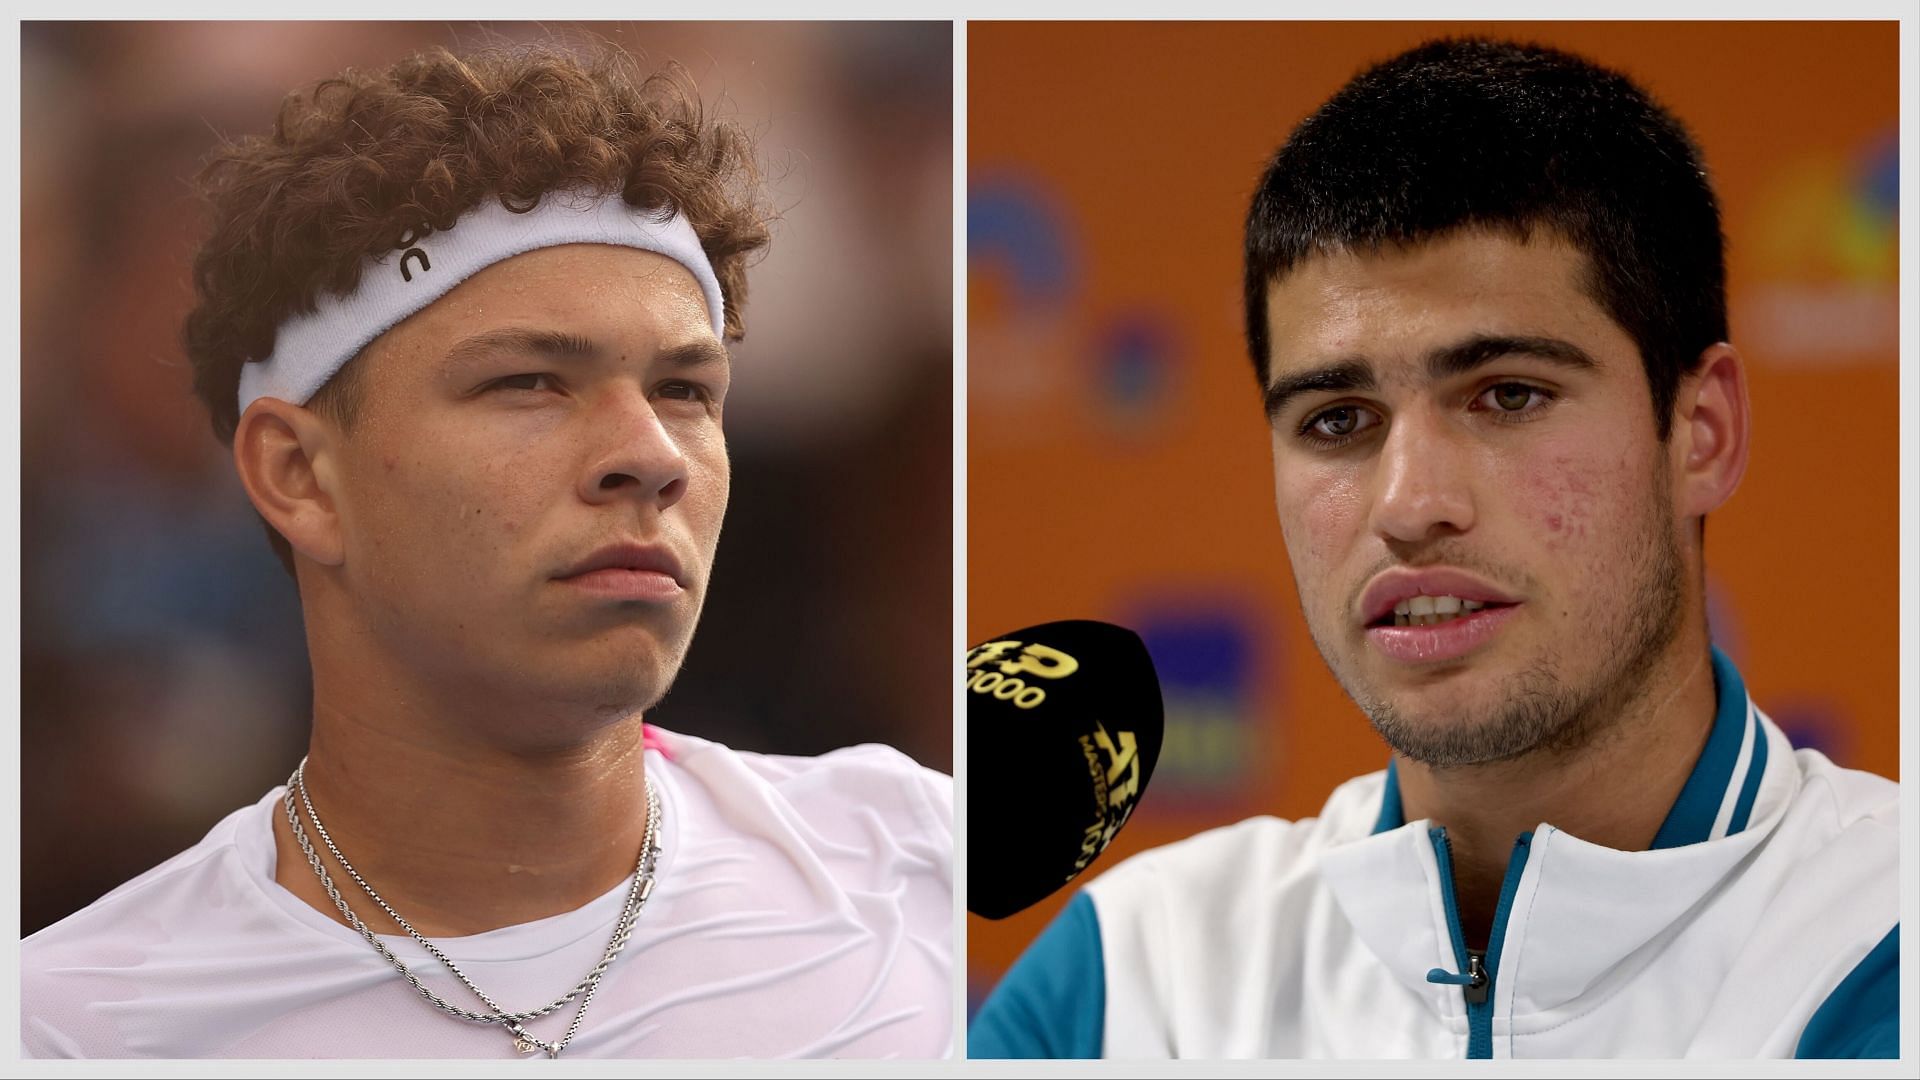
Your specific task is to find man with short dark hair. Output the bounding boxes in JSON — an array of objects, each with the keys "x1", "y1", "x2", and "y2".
[
  {"x1": 21, "y1": 43, "x2": 952, "y2": 1059},
  {"x1": 970, "y1": 38, "x2": 1895, "y2": 1059}
]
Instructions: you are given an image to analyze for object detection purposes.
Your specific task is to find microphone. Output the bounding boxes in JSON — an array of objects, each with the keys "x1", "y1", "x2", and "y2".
[{"x1": 966, "y1": 620, "x2": 1164, "y2": 920}]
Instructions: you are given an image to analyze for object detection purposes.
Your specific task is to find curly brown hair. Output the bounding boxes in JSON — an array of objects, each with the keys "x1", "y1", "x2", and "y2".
[{"x1": 185, "y1": 42, "x2": 771, "y2": 446}]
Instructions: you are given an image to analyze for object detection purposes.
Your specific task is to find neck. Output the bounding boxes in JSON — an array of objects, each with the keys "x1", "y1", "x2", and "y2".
[
  {"x1": 1394, "y1": 634, "x2": 1718, "y2": 951},
  {"x1": 274, "y1": 638, "x2": 654, "y2": 938}
]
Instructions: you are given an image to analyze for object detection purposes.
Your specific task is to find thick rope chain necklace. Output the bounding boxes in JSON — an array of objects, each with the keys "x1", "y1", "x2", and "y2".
[{"x1": 283, "y1": 759, "x2": 661, "y2": 1058}]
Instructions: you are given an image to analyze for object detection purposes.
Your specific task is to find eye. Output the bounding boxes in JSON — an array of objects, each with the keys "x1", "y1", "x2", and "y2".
[
  {"x1": 488, "y1": 372, "x2": 557, "y2": 393},
  {"x1": 1475, "y1": 382, "x2": 1555, "y2": 417},
  {"x1": 655, "y1": 380, "x2": 714, "y2": 404},
  {"x1": 1299, "y1": 404, "x2": 1380, "y2": 446}
]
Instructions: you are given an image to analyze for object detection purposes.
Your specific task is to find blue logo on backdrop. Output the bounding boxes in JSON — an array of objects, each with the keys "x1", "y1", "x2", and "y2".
[
  {"x1": 968, "y1": 175, "x2": 1078, "y2": 311},
  {"x1": 970, "y1": 173, "x2": 1182, "y2": 436},
  {"x1": 1125, "y1": 598, "x2": 1266, "y2": 809},
  {"x1": 1095, "y1": 311, "x2": 1179, "y2": 436}
]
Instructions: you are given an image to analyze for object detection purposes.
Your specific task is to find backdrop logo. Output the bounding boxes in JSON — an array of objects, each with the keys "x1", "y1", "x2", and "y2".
[
  {"x1": 1094, "y1": 311, "x2": 1179, "y2": 438},
  {"x1": 968, "y1": 174, "x2": 1081, "y2": 431},
  {"x1": 1124, "y1": 597, "x2": 1265, "y2": 808},
  {"x1": 969, "y1": 172, "x2": 1182, "y2": 438},
  {"x1": 969, "y1": 176, "x2": 1077, "y2": 312},
  {"x1": 1735, "y1": 127, "x2": 1897, "y2": 365}
]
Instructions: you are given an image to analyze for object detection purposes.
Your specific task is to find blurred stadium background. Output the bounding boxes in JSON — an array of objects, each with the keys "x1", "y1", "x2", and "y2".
[
  {"x1": 968, "y1": 21, "x2": 1900, "y2": 1015},
  {"x1": 19, "y1": 21, "x2": 952, "y2": 937}
]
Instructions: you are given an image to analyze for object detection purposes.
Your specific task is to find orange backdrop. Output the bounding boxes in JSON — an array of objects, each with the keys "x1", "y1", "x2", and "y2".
[{"x1": 967, "y1": 21, "x2": 1900, "y2": 1010}]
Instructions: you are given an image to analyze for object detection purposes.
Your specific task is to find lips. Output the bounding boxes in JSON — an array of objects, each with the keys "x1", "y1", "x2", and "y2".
[
  {"x1": 1355, "y1": 566, "x2": 1523, "y2": 666},
  {"x1": 1366, "y1": 603, "x2": 1520, "y2": 665},
  {"x1": 556, "y1": 543, "x2": 687, "y2": 587},
  {"x1": 1358, "y1": 567, "x2": 1520, "y2": 629}
]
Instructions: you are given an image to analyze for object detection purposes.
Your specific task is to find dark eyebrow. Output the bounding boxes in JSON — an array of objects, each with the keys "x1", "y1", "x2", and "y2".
[
  {"x1": 1264, "y1": 361, "x2": 1375, "y2": 423},
  {"x1": 1426, "y1": 334, "x2": 1600, "y2": 380}
]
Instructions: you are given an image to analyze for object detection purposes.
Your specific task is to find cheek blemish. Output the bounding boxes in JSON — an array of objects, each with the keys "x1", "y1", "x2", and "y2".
[
  {"x1": 1549, "y1": 494, "x2": 1595, "y2": 545},
  {"x1": 1524, "y1": 457, "x2": 1599, "y2": 551}
]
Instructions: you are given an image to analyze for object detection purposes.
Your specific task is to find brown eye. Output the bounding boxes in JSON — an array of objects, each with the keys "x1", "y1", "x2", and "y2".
[
  {"x1": 1491, "y1": 384, "x2": 1535, "y2": 411},
  {"x1": 1301, "y1": 404, "x2": 1379, "y2": 443},
  {"x1": 1316, "y1": 408, "x2": 1359, "y2": 436}
]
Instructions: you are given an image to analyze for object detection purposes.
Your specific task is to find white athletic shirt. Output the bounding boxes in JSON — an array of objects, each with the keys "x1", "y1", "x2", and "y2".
[{"x1": 21, "y1": 728, "x2": 954, "y2": 1059}]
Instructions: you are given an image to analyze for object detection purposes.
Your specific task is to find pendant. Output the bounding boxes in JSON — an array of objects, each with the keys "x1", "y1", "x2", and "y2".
[{"x1": 513, "y1": 1033, "x2": 561, "y2": 1058}]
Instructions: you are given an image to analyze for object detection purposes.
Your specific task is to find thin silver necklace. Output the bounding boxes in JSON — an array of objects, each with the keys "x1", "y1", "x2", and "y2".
[{"x1": 283, "y1": 758, "x2": 661, "y2": 1058}]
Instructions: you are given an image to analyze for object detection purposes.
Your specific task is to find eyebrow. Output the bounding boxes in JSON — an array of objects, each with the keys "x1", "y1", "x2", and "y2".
[
  {"x1": 1262, "y1": 361, "x2": 1374, "y2": 423},
  {"x1": 442, "y1": 328, "x2": 596, "y2": 371},
  {"x1": 1262, "y1": 333, "x2": 1600, "y2": 422},
  {"x1": 654, "y1": 339, "x2": 732, "y2": 372},
  {"x1": 1429, "y1": 334, "x2": 1599, "y2": 381},
  {"x1": 441, "y1": 328, "x2": 729, "y2": 373}
]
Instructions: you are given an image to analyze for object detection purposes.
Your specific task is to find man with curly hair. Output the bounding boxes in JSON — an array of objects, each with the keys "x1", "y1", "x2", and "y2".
[{"x1": 21, "y1": 44, "x2": 952, "y2": 1059}]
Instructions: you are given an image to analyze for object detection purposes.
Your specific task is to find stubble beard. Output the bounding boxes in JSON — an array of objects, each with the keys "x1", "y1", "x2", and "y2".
[{"x1": 1313, "y1": 463, "x2": 1688, "y2": 771}]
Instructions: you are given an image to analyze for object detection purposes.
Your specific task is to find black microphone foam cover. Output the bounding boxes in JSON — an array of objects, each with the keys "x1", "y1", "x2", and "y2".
[{"x1": 967, "y1": 620, "x2": 1164, "y2": 920}]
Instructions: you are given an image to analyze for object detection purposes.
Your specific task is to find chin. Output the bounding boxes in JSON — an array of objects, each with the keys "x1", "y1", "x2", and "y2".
[
  {"x1": 491, "y1": 644, "x2": 675, "y2": 713},
  {"x1": 576, "y1": 662, "x2": 681, "y2": 711}
]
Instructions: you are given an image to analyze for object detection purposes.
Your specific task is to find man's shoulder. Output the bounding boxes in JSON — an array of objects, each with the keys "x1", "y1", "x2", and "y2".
[
  {"x1": 25, "y1": 794, "x2": 273, "y2": 952},
  {"x1": 1782, "y1": 744, "x2": 1898, "y2": 834},
  {"x1": 21, "y1": 793, "x2": 284, "y2": 1056},
  {"x1": 1752, "y1": 742, "x2": 1900, "y2": 926},
  {"x1": 652, "y1": 727, "x2": 952, "y2": 850},
  {"x1": 1754, "y1": 739, "x2": 1901, "y2": 890}
]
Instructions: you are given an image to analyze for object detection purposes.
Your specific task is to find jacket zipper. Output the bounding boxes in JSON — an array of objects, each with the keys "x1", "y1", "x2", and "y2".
[
  {"x1": 1427, "y1": 828, "x2": 1533, "y2": 1058},
  {"x1": 1462, "y1": 950, "x2": 1489, "y2": 1005}
]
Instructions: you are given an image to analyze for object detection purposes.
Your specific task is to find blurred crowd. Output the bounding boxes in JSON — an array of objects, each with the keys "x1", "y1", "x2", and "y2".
[{"x1": 20, "y1": 21, "x2": 952, "y2": 936}]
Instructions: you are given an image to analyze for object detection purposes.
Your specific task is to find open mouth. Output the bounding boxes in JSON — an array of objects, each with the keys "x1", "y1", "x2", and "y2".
[{"x1": 1368, "y1": 596, "x2": 1519, "y2": 629}]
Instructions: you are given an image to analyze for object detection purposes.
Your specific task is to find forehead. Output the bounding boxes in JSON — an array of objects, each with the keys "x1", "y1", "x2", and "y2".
[
  {"x1": 370, "y1": 243, "x2": 718, "y2": 364},
  {"x1": 1262, "y1": 230, "x2": 1622, "y2": 379}
]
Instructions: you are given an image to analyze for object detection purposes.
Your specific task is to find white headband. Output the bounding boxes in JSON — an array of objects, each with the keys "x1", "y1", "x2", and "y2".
[{"x1": 237, "y1": 190, "x2": 726, "y2": 414}]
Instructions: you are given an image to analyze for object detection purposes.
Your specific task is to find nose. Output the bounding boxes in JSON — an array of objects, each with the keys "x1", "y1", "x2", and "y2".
[
  {"x1": 578, "y1": 385, "x2": 690, "y2": 511},
  {"x1": 1369, "y1": 405, "x2": 1475, "y2": 544}
]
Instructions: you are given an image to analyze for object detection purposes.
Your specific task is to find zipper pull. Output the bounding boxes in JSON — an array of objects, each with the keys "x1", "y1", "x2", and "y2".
[
  {"x1": 1463, "y1": 950, "x2": 1490, "y2": 1005},
  {"x1": 1423, "y1": 950, "x2": 1491, "y2": 1006}
]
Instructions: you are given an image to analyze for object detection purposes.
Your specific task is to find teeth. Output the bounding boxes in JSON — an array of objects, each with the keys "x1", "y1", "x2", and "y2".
[{"x1": 1387, "y1": 594, "x2": 1493, "y2": 628}]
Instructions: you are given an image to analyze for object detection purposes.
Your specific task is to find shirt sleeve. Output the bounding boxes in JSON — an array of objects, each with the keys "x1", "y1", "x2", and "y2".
[{"x1": 968, "y1": 891, "x2": 1106, "y2": 1059}]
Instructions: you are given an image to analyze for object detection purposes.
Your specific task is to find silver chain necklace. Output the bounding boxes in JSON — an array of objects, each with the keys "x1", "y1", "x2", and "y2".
[{"x1": 283, "y1": 758, "x2": 662, "y2": 1058}]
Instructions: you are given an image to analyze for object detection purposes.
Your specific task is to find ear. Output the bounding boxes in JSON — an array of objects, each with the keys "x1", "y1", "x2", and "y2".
[
  {"x1": 1671, "y1": 342, "x2": 1751, "y2": 521},
  {"x1": 233, "y1": 398, "x2": 346, "y2": 567}
]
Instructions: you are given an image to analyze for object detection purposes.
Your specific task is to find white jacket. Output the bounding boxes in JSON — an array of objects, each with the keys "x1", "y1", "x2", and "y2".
[{"x1": 970, "y1": 649, "x2": 1899, "y2": 1059}]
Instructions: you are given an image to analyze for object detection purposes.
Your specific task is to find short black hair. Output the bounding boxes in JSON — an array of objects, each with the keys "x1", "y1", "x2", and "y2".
[{"x1": 1243, "y1": 38, "x2": 1725, "y2": 440}]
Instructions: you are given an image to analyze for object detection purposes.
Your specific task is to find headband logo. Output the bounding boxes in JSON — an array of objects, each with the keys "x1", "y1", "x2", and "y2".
[{"x1": 396, "y1": 225, "x2": 433, "y2": 283}]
